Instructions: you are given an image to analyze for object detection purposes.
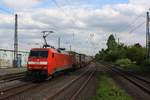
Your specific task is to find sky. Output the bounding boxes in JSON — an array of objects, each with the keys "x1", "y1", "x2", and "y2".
[{"x1": 0, "y1": 0, "x2": 149, "y2": 55}]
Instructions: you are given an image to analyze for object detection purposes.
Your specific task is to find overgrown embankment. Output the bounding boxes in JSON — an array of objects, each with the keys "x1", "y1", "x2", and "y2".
[
  {"x1": 92, "y1": 73, "x2": 132, "y2": 100},
  {"x1": 95, "y1": 34, "x2": 150, "y2": 76}
]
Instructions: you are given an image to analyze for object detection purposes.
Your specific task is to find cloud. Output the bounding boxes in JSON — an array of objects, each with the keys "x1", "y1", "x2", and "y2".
[
  {"x1": 0, "y1": 0, "x2": 149, "y2": 55},
  {"x1": 129, "y1": 0, "x2": 150, "y2": 5},
  {"x1": 2, "y1": 0, "x2": 42, "y2": 9}
]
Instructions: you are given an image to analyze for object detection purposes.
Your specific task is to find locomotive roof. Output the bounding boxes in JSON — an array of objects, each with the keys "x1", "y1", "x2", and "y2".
[
  {"x1": 31, "y1": 48, "x2": 69, "y2": 55},
  {"x1": 30, "y1": 48, "x2": 91, "y2": 57}
]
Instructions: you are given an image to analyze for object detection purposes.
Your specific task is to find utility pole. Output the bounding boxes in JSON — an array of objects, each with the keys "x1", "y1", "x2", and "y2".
[
  {"x1": 14, "y1": 14, "x2": 18, "y2": 67},
  {"x1": 146, "y1": 11, "x2": 150, "y2": 59},
  {"x1": 70, "y1": 45, "x2": 71, "y2": 51},
  {"x1": 58, "y1": 37, "x2": 60, "y2": 48}
]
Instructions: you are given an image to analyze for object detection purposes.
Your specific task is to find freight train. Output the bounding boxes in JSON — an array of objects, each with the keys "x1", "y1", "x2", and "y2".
[{"x1": 26, "y1": 47, "x2": 92, "y2": 80}]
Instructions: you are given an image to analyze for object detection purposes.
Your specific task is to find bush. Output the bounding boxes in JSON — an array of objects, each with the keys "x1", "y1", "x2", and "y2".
[
  {"x1": 104, "y1": 50, "x2": 118, "y2": 62},
  {"x1": 142, "y1": 59, "x2": 150, "y2": 67},
  {"x1": 126, "y1": 46, "x2": 146, "y2": 64},
  {"x1": 115, "y1": 58, "x2": 132, "y2": 68}
]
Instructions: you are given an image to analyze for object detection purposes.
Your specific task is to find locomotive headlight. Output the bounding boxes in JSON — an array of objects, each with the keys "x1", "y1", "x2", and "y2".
[
  {"x1": 40, "y1": 61, "x2": 48, "y2": 65},
  {"x1": 28, "y1": 61, "x2": 48, "y2": 65},
  {"x1": 28, "y1": 61, "x2": 36, "y2": 64}
]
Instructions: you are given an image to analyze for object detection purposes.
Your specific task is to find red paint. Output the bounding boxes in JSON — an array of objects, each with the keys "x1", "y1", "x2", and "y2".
[{"x1": 27, "y1": 48, "x2": 72, "y2": 76}]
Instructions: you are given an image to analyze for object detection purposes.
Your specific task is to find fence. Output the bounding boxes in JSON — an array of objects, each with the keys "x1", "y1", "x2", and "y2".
[{"x1": 0, "y1": 49, "x2": 29, "y2": 68}]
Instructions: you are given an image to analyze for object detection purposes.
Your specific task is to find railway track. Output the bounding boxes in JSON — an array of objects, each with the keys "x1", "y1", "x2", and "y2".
[
  {"x1": 103, "y1": 63, "x2": 150, "y2": 95},
  {"x1": 0, "y1": 83, "x2": 38, "y2": 100},
  {"x1": 0, "y1": 64, "x2": 95, "y2": 100},
  {"x1": 5, "y1": 64, "x2": 95, "y2": 100},
  {"x1": 0, "y1": 72, "x2": 25, "y2": 83},
  {"x1": 113, "y1": 66, "x2": 150, "y2": 84},
  {"x1": 44, "y1": 65, "x2": 96, "y2": 100},
  {"x1": 0, "y1": 72, "x2": 39, "y2": 100},
  {"x1": 70, "y1": 69, "x2": 95, "y2": 100}
]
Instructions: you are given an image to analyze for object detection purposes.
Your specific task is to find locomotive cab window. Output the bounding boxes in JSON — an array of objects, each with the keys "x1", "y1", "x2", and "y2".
[{"x1": 29, "y1": 50, "x2": 48, "y2": 58}]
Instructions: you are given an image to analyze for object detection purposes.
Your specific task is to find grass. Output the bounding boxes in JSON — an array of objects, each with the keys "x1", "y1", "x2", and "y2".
[{"x1": 92, "y1": 73, "x2": 132, "y2": 100}]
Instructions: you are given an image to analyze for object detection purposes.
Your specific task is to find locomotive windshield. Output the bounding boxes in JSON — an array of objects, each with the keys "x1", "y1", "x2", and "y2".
[{"x1": 29, "y1": 50, "x2": 48, "y2": 58}]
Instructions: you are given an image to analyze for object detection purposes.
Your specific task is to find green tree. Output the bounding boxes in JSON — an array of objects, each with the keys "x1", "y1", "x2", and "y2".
[
  {"x1": 126, "y1": 45, "x2": 146, "y2": 64},
  {"x1": 95, "y1": 33, "x2": 147, "y2": 69},
  {"x1": 106, "y1": 34, "x2": 118, "y2": 50}
]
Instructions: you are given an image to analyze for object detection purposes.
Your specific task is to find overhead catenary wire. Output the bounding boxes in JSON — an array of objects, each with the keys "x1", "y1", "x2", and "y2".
[
  {"x1": 127, "y1": 13, "x2": 145, "y2": 29},
  {"x1": 50, "y1": 0, "x2": 98, "y2": 55},
  {"x1": 51, "y1": 0, "x2": 79, "y2": 28},
  {"x1": 51, "y1": 0, "x2": 88, "y2": 52},
  {"x1": 128, "y1": 21, "x2": 145, "y2": 33},
  {"x1": 65, "y1": 0, "x2": 80, "y2": 24},
  {"x1": 66, "y1": 0, "x2": 94, "y2": 54},
  {"x1": 112, "y1": 12, "x2": 145, "y2": 33},
  {"x1": 51, "y1": 0, "x2": 146, "y2": 55}
]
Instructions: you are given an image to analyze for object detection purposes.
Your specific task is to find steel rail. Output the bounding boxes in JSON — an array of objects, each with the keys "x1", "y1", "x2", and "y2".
[
  {"x1": 70, "y1": 69, "x2": 95, "y2": 100},
  {"x1": 43, "y1": 66, "x2": 93, "y2": 100},
  {"x1": 111, "y1": 67, "x2": 150, "y2": 94}
]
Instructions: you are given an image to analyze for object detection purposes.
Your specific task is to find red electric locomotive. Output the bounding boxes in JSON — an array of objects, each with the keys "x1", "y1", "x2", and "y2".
[
  {"x1": 27, "y1": 31, "x2": 74, "y2": 79},
  {"x1": 27, "y1": 47, "x2": 73, "y2": 79}
]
